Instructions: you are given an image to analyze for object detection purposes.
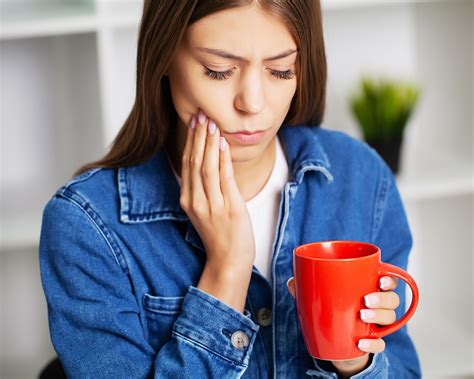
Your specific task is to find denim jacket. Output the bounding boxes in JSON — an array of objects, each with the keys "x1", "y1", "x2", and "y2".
[{"x1": 39, "y1": 125, "x2": 422, "y2": 378}]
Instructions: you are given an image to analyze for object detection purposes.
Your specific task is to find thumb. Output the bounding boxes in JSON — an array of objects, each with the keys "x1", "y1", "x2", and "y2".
[{"x1": 287, "y1": 277, "x2": 296, "y2": 298}]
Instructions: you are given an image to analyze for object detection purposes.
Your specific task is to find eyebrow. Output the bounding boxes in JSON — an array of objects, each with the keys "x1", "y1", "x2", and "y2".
[{"x1": 197, "y1": 47, "x2": 298, "y2": 62}]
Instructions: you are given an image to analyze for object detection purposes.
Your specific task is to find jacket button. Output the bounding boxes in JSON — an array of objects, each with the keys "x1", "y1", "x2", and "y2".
[
  {"x1": 256, "y1": 307, "x2": 272, "y2": 327},
  {"x1": 231, "y1": 331, "x2": 249, "y2": 349}
]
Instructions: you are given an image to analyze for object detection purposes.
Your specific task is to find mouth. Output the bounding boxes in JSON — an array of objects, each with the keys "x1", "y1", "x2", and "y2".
[
  {"x1": 226, "y1": 129, "x2": 268, "y2": 145},
  {"x1": 229, "y1": 129, "x2": 266, "y2": 135}
]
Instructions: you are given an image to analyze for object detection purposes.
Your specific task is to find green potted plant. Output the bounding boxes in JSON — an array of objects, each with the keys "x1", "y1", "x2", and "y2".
[{"x1": 349, "y1": 76, "x2": 421, "y2": 174}]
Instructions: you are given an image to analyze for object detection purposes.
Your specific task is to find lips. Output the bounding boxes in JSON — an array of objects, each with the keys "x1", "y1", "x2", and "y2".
[
  {"x1": 227, "y1": 129, "x2": 267, "y2": 145},
  {"x1": 230, "y1": 130, "x2": 266, "y2": 135}
]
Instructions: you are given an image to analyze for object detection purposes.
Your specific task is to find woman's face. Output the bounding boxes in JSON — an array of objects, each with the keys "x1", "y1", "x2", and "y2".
[{"x1": 166, "y1": 4, "x2": 298, "y2": 163}]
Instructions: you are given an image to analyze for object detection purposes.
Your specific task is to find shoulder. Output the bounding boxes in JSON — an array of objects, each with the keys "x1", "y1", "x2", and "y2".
[
  {"x1": 313, "y1": 128, "x2": 380, "y2": 162},
  {"x1": 40, "y1": 167, "x2": 130, "y2": 277},
  {"x1": 310, "y1": 127, "x2": 388, "y2": 176},
  {"x1": 42, "y1": 167, "x2": 119, "y2": 227},
  {"x1": 56, "y1": 167, "x2": 116, "y2": 205},
  {"x1": 311, "y1": 127, "x2": 402, "y2": 224}
]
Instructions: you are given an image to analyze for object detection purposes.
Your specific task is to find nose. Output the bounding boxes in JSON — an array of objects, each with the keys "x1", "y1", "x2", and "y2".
[{"x1": 234, "y1": 71, "x2": 265, "y2": 115}]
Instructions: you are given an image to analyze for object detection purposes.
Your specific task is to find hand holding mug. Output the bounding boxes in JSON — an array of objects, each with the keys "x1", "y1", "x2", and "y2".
[
  {"x1": 288, "y1": 241, "x2": 419, "y2": 373},
  {"x1": 288, "y1": 274, "x2": 400, "y2": 373}
]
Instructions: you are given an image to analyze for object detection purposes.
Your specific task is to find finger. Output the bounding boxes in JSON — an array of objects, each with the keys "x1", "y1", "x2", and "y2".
[
  {"x1": 360, "y1": 309, "x2": 397, "y2": 325},
  {"x1": 180, "y1": 114, "x2": 196, "y2": 203},
  {"x1": 190, "y1": 109, "x2": 210, "y2": 209},
  {"x1": 380, "y1": 276, "x2": 398, "y2": 291},
  {"x1": 219, "y1": 136, "x2": 244, "y2": 211},
  {"x1": 286, "y1": 277, "x2": 295, "y2": 298},
  {"x1": 358, "y1": 338, "x2": 385, "y2": 354},
  {"x1": 202, "y1": 119, "x2": 224, "y2": 210},
  {"x1": 364, "y1": 291, "x2": 400, "y2": 310}
]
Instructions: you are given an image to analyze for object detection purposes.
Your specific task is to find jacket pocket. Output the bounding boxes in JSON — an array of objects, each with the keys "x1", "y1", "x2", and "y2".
[{"x1": 143, "y1": 293, "x2": 184, "y2": 351}]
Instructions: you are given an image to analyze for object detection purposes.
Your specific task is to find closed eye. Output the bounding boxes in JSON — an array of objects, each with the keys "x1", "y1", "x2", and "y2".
[{"x1": 203, "y1": 67, "x2": 295, "y2": 81}]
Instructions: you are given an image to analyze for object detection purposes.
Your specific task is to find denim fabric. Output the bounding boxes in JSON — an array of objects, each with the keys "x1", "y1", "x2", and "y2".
[{"x1": 39, "y1": 125, "x2": 422, "y2": 378}]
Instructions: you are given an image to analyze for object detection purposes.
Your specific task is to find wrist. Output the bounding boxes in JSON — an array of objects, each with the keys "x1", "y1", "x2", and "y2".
[
  {"x1": 206, "y1": 258, "x2": 253, "y2": 278},
  {"x1": 197, "y1": 261, "x2": 253, "y2": 313},
  {"x1": 331, "y1": 353, "x2": 372, "y2": 378}
]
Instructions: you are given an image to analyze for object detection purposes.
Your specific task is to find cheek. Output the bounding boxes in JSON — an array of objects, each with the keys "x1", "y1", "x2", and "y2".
[
  {"x1": 268, "y1": 81, "x2": 297, "y2": 115},
  {"x1": 166, "y1": 49, "x2": 227, "y2": 123},
  {"x1": 169, "y1": 69, "x2": 229, "y2": 119},
  {"x1": 170, "y1": 93, "x2": 233, "y2": 140},
  {"x1": 190, "y1": 90, "x2": 229, "y2": 129},
  {"x1": 282, "y1": 79, "x2": 297, "y2": 104},
  {"x1": 168, "y1": 66, "x2": 198, "y2": 108}
]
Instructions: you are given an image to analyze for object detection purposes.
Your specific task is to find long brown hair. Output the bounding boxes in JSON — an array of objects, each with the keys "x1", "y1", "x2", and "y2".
[{"x1": 74, "y1": 0, "x2": 327, "y2": 177}]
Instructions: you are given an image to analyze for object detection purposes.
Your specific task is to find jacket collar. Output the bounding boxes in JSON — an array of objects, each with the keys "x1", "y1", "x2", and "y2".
[{"x1": 118, "y1": 125, "x2": 333, "y2": 225}]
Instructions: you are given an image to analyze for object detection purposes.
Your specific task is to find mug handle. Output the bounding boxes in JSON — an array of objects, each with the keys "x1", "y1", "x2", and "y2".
[{"x1": 368, "y1": 262, "x2": 419, "y2": 339}]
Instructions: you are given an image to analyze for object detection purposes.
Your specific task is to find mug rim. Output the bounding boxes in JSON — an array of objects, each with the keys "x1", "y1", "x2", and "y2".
[{"x1": 293, "y1": 240, "x2": 380, "y2": 261}]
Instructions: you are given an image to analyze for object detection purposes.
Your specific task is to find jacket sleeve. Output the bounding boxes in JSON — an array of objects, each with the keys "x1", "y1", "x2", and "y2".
[
  {"x1": 307, "y1": 161, "x2": 422, "y2": 378},
  {"x1": 39, "y1": 194, "x2": 259, "y2": 379}
]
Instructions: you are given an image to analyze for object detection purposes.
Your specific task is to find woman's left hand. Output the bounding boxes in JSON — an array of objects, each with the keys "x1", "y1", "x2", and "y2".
[{"x1": 287, "y1": 275, "x2": 400, "y2": 376}]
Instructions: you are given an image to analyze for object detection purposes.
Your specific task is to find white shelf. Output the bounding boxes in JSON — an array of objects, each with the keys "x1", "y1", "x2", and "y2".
[
  {"x1": 0, "y1": 1, "x2": 144, "y2": 40},
  {"x1": 0, "y1": 2, "x2": 97, "y2": 40},
  {"x1": 321, "y1": 0, "x2": 447, "y2": 10},
  {"x1": 322, "y1": 0, "x2": 409, "y2": 10},
  {"x1": 397, "y1": 153, "x2": 473, "y2": 202},
  {"x1": 96, "y1": 1, "x2": 143, "y2": 29},
  {"x1": 399, "y1": 172, "x2": 473, "y2": 202}
]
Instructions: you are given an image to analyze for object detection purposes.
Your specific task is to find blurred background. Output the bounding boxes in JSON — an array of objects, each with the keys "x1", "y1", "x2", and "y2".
[{"x1": 0, "y1": 0, "x2": 472, "y2": 378}]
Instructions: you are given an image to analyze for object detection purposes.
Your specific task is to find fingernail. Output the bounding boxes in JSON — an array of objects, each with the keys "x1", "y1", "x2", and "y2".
[
  {"x1": 208, "y1": 120, "x2": 216, "y2": 135},
  {"x1": 380, "y1": 277, "x2": 390, "y2": 289},
  {"x1": 358, "y1": 340, "x2": 371, "y2": 350},
  {"x1": 197, "y1": 109, "x2": 207, "y2": 125},
  {"x1": 364, "y1": 294, "x2": 379, "y2": 307},
  {"x1": 360, "y1": 309, "x2": 375, "y2": 321},
  {"x1": 189, "y1": 115, "x2": 196, "y2": 129},
  {"x1": 219, "y1": 137, "x2": 227, "y2": 151}
]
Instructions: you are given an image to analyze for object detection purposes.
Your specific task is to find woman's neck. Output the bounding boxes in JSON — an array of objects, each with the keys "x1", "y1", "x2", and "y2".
[{"x1": 231, "y1": 137, "x2": 276, "y2": 202}]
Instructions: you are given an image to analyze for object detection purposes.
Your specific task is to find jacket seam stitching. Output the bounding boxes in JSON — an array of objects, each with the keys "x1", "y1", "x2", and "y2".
[
  {"x1": 55, "y1": 192, "x2": 129, "y2": 275},
  {"x1": 247, "y1": 296, "x2": 271, "y2": 375},
  {"x1": 117, "y1": 168, "x2": 131, "y2": 220},
  {"x1": 371, "y1": 163, "x2": 390, "y2": 242},
  {"x1": 61, "y1": 168, "x2": 103, "y2": 192},
  {"x1": 294, "y1": 162, "x2": 334, "y2": 184}
]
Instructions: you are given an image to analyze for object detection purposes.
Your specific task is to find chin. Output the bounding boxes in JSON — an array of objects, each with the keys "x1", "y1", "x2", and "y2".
[{"x1": 228, "y1": 141, "x2": 270, "y2": 162}]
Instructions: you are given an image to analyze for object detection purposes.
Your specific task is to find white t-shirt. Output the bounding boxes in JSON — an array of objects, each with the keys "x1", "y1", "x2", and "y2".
[
  {"x1": 245, "y1": 137, "x2": 289, "y2": 281},
  {"x1": 168, "y1": 136, "x2": 289, "y2": 282}
]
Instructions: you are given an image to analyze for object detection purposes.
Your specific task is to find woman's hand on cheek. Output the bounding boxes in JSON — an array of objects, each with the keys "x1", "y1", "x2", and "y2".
[{"x1": 180, "y1": 108, "x2": 256, "y2": 268}]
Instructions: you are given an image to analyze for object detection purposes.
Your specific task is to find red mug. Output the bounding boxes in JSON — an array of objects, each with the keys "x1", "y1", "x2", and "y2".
[{"x1": 293, "y1": 240, "x2": 419, "y2": 361}]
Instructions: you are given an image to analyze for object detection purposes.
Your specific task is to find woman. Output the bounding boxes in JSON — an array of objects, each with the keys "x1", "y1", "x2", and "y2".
[{"x1": 39, "y1": 1, "x2": 421, "y2": 378}]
